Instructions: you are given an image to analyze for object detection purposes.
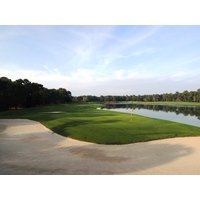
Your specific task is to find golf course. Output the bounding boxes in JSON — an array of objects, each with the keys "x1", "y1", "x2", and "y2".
[
  {"x1": 1, "y1": 102, "x2": 200, "y2": 175},
  {"x1": 1, "y1": 102, "x2": 200, "y2": 144}
]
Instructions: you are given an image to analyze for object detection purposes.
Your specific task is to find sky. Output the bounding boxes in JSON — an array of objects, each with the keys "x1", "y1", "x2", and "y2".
[{"x1": 1, "y1": 25, "x2": 200, "y2": 96}]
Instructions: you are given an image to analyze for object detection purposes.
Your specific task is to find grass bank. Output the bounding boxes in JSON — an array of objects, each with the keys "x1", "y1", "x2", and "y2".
[{"x1": 1, "y1": 103, "x2": 200, "y2": 144}]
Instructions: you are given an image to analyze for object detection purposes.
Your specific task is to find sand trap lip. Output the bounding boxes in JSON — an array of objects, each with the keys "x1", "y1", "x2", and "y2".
[{"x1": 1, "y1": 119, "x2": 200, "y2": 175}]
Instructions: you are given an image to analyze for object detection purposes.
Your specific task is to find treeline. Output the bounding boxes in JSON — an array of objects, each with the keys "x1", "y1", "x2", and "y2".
[
  {"x1": 74, "y1": 89, "x2": 200, "y2": 103},
  {"x1": 0, "y1": 77, "x2": 72, "y2": 111}
]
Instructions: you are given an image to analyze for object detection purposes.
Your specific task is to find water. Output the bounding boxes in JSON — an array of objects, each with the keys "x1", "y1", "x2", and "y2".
[{"x1": 101, "y1": 103, "x2": 200, "y2": 127}]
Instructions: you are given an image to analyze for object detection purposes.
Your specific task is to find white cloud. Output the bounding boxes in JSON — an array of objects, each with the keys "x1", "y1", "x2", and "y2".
[
  {"x1": 70, "y1": 68, "x2": 95, "y2": 83},
  {"x1": 43, "y1": 65, "x2": 52, "y2": 74},
  {"x1": 171, "y1": 71, "x2": 187, "y2": 78},
  {"x1": 173, "y1": 56, "x2": 200, "y2": 68},
  {"x1": 114, "y1": 69, "x2": 125, "y2": 80},
  {"x1": 1, "y1": 63, "x2": 200, "y2": 96},
  {"x1": 1, "y1": 26, "x2": 200, "y2": 96},
  {"x1": 104, "y1": 26, "x2": 161, "y2": 55}
]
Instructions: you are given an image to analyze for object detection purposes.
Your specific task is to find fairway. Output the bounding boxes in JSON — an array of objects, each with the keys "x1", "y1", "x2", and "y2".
[{"x1": 1, "y1": 103, "x2": 200, "y2": 144}]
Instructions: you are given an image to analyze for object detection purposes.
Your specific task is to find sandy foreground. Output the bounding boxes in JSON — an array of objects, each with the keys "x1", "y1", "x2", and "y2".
[{"x1": 1, "y1": 119, "x2": 200, "y2": 175}]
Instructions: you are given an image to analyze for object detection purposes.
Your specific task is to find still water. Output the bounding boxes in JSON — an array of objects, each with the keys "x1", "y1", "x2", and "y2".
[{"x1": 102, "y1": 103, "x2": 200, "y2": 127}]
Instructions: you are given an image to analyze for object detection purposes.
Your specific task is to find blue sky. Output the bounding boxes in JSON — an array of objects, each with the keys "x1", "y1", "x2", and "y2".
[{"x1": 1, "y1": 25, "x2": 200, "y2": 96}]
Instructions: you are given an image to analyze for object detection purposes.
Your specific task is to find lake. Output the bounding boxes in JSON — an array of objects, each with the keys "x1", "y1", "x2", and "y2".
[{"x1": 102, "y1": 103, "x2": 200, "y2": 127}]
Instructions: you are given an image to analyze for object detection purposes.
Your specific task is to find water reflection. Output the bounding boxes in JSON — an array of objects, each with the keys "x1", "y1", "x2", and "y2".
[{"x1": 102, "y1": 103, "x2": 200, "y2": 127}]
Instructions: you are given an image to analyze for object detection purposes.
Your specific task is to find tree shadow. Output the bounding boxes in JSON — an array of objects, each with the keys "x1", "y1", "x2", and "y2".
[
  {"x1": 60, "y1": 141, "x2": 194, "y2": 174},
  {"x1": 51, "y1": 118, "x2": 122, "y2": 138},
  {"x1": 0, "y1": 122, "x2": 195, "y2": 174},
  {"x1": 0, "y1": 125, "x2": 6, "y2": 133}
]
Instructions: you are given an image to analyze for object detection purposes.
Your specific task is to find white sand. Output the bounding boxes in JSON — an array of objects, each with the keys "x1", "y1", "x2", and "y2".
[{"x1": 1, "y1": 119, "x2": 200, "y2": 175}]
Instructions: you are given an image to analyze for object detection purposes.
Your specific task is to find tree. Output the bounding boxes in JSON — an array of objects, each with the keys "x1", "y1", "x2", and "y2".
[
  {"x1": 0, "y1": 77, "x2": 73, "y2": 111},
  {"x1": 10, "y1": 79, "x2": 26, "y2": 109},
  {"x1": 197, "y1": 89, "x2": 200, "y2": 102},
  {"x1": 182, "y1": 90, "x2": 189, "y2": 102},
  {"x1": 58, "y1": 88, "x2": 71, "y2": 103},
  {"x1": 0, "y1": 77, "x2": 12, "y2": 111},
  {"x1": 100, "y1": 95, "x2": 104, "y2": 102},
  {"x1": 30, "y1": 82, "x2": 44, "y2": 106}
]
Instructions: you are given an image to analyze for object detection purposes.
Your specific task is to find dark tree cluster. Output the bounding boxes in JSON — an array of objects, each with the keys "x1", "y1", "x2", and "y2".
[
  {"x1": 75, "y1": 89, "x2": 200, "y2": 103},
  {"x1": 0, "y1": 77, "x2": 72, "y2": 111}
]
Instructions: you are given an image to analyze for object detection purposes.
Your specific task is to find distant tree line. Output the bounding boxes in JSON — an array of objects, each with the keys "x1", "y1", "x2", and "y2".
[
  {"x1": 0, "y1": 77, "x2": 72, "y2": 111},
  {"x1": 74, "y1": 89, "x2": 200, "y2": 103}
]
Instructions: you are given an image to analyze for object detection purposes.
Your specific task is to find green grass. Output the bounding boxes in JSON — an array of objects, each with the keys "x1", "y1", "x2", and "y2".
[{"x1": 1, "y1": 103, "x2": 200, "y2": 144}]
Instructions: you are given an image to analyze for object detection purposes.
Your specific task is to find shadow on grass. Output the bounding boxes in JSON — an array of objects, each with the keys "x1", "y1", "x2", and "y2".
[
  {"x1": 50, "y1": 119, "x2": 96, "y2": 137},
  {"x1": 50, "y1": 118, "x2": 122, "y2": 138}
]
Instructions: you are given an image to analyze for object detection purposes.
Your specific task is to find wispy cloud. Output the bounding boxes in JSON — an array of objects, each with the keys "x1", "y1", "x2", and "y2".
[
  {"x1": 1, "y1": 26, "x2": 200, "y2": 95},
  {"x1": 173, "y1": 56, "x2": 200, "y2": 68}
]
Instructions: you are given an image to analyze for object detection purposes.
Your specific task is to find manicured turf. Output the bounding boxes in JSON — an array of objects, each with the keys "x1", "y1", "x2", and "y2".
[{"x1": 1, "y1": 103, "x2": 200, "y2": 144}]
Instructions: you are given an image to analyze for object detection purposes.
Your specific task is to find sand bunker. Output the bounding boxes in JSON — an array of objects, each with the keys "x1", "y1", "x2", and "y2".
[{"x1": 1, "y1": 119, "x2": 200, "y2": 175}]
